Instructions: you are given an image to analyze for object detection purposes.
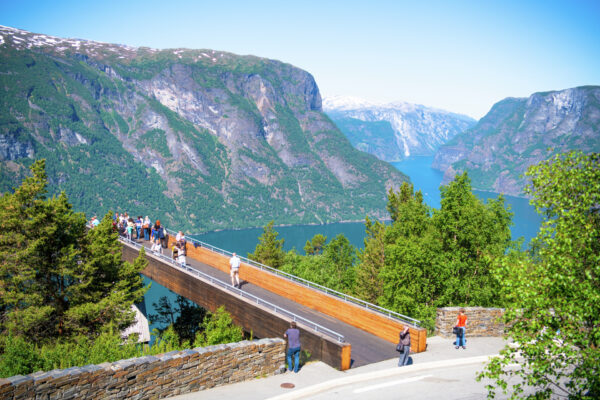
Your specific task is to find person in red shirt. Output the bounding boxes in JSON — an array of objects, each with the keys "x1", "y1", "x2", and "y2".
[{"x1": 455, "y1": 308, "x2": 467, "y2": 349}]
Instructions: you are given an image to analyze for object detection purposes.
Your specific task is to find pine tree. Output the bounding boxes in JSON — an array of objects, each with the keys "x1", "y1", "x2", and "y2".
[
  {"x1": 247, "y1": 220, "x2": 285, "y2": 268},
  {"x1": 64, "y1": 212, "x2": 148, "y2": 336},
  {"x1": 0, "y1": 160, "x2": 148, "y2": 342}
]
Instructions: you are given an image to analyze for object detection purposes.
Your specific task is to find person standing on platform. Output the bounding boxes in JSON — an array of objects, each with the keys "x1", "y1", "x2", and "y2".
[
  {"x1": 398, "y1": 326, "x2": 411, "y2": 366},
  {"x1": 143, "y1": 216, "x2": 151, "y2": 240},
  {"x1": 284, "y1": 321, "x2": 301, "y2": 373},
  {"x1": 229, "y1": 252, "x2": 241, "y2": 288},
  {"x1": 455, "y1": 308, "x2": 468, "y2": 349},
  {"x1": 135, "y1": 216, "x2": 143, "y2": 240},
  {"x1": 177, "y1": 236, "x2": 187, "y2": 266}
]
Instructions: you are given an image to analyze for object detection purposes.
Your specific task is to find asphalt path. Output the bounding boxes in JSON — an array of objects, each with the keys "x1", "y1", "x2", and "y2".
[
  {"x1": 131, "y1": 237, "x2": 402, "y2": 367},
  {"x1": 306, "y1": 361, "x2": 495, "y2": 399}
]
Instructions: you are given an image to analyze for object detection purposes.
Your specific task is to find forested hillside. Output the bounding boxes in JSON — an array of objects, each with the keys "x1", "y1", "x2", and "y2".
[{"x1": 0, "y1": 26, "x2": 407, "y2": 232}]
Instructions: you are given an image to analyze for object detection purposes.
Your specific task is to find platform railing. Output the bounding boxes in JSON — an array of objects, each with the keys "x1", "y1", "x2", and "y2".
[
  {"x1": 120, "y1": 236, "x2": 346, "y2": 343},
  {"x1": 165, "y1": 228, "x2": 421, "y2": 327}
]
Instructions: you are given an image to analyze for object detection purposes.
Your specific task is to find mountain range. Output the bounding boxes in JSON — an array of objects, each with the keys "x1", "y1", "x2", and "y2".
[
  {"x1": 0, "y1": 26, "x2": 407, "y2": 232},
  {"x1": 433, "y1": 86, "x2": 600, "y2": 196},
  {"x1": 323, "y1": 96, "x2": 475, "y2": 161}
]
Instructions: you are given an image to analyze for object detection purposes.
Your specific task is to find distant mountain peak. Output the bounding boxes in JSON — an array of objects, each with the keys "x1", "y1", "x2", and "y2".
[
  {"x1": 324, "y1": 96, "x2": 476, "y2": 161},
  {"x1": 322, "y1": 95, "x2": 385, "y2": 111}
]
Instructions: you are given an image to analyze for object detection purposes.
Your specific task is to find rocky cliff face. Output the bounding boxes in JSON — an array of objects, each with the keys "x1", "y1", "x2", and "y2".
[
  {"x1": 323, "y1": 96, "x2": 475, "y2": 161},
  {"x1": 433, "y1": 86, "x2": 600, "y2": 196},
  {"x1": 0, "y1": 26, "x2": 407, "y2": 231}
]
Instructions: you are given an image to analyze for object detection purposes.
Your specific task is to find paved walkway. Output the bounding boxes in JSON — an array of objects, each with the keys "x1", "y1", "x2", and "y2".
[{"x1": 168, "y1": 336, "x2": 505, "y2": 400}]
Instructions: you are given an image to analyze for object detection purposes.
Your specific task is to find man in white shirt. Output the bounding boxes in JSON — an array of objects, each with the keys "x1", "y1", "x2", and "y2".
[{"x1": 229, "y1": 252, "x2": 241, "y2": 288}]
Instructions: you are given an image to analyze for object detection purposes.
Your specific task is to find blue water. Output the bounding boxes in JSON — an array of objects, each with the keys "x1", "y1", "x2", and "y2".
[{"x1": 391, "y1": 156, "x2": 542, "y2": 245}]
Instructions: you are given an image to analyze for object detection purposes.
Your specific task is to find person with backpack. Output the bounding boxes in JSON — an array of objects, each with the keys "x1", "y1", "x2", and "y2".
[
  {"x1": 143, "y1": 216, "x2": 151, "y2": 240},
  {"x1": 397, "y1": 326, "x2": 411, "y2": 366}
]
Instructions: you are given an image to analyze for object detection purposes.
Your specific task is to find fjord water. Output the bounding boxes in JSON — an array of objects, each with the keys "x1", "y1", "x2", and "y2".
[{"x1": 191, "y1": 156, "x2": 542, "y2": 254}]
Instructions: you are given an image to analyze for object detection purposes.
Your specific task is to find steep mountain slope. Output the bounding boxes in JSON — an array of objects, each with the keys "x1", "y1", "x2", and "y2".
[
  {"x1": 433, "y1": 86, "x2": 600, "y2": 196},
  {"x1": 323, "y1": 96, "x2": 475, "y2": 161},
  {"x1": 0, "y1": 26, "x2": 407, "y2": 232}
]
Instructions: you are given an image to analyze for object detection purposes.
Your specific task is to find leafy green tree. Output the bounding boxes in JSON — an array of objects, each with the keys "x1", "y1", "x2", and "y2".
[
  {"x1": 432, "y1": 172, "x2": 512, "y2": 306},
  {"x1": 0, "y1": 335, "x2": 38, "y2": 377},
  {"x1": 151, "y1": 325, "x2": 186, "y2": 353},
  {"x1": 378, "y1": 182, "x2": 441, "y2": 328},
  {"x1": 0, "y1": 160, "x2": 148, "y2": 341},
  {"x1": 479, "y1": 151, "x2": 600, "y2": 399},
  {"x1": 303, "y1": 234, "x2": 327, "y2": 255},
  {"x1": 193, "y1": 306, "x2": 244, "y2": 347},
  {"x1": 354, "y1": 217, "x2": 386, "y2": 303},
  {"x1": 322, "y1": 234, "x2": 357, "y2": 292},
  {"x1": 281, "y1": 234, "x2": 356, "y2": 294},
  {"x1": 248, "y1": 220, "x2": 285, "y2": 268}
]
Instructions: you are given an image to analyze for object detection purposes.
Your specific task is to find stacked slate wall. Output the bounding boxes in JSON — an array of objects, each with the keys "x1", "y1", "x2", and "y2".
[
  {"x1": 436, "y1": 307, "x2": 505, "y2": 337},
  {"x1": 0, "y1": 338, "x2": 285, "y2": 400}
]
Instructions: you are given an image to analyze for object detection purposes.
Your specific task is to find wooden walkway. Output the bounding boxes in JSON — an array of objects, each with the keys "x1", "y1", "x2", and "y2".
[{"x1": 127, "y1": 237, "x2": 417, "y2": 368}]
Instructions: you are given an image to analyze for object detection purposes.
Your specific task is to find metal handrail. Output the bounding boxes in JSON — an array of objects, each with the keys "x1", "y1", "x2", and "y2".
[
  {"x1": 120, "y1": 237, "x2": 345, "y2": 343},
  {"x1": 164, "y1": 227, "x2": 421, "y2": 327}
]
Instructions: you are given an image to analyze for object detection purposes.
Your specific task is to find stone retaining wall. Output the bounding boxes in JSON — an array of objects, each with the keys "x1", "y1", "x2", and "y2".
[
  {"x1": 436, "y1": 307, "x2": 505, "y2": 338},
  {"x1": 0, "y1": 338, "x2": 285, "y2": 400}
]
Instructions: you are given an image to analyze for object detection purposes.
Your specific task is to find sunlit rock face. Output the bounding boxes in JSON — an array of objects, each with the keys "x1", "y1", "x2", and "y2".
[
  {"x1": 324, "y1": 96, "x2": 475, "y2": 162},
  {"x1": 433, "y1": 86, "x2": 600, "y2": 196}
]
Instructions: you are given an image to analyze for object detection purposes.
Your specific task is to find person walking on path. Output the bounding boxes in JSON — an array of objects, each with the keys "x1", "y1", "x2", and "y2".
[
  {"x1": 229, "y1": 252, "x2": 241, "y2": 288},
  {"x1": 398, "y1": 326, "x2": 411, "y2": 367},
  {"x1": 284, "y1": 321, "x2": 301, "y2": 373},
  {"x1": 455, "y1": 308, "x2": 468, "y2": 349}
]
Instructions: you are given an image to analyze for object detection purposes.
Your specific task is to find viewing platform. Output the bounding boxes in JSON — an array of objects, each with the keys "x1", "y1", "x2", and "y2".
[{"x1": 119, "y1": 229, "x2": 427, "y2": 370}]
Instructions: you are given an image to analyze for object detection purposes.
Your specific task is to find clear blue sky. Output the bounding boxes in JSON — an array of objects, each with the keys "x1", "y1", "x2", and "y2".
[{"x1": 1, "y1": 0, "x2": 599, "y2": 118}]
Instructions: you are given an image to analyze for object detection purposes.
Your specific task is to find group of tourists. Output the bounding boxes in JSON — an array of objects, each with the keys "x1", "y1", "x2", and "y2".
[
  {"x1": 90, "y1": 213, "x2": 188, "y2": 265},
  {"x1": 107, "y1": 213, "x2": 156, "y2": 242}
]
